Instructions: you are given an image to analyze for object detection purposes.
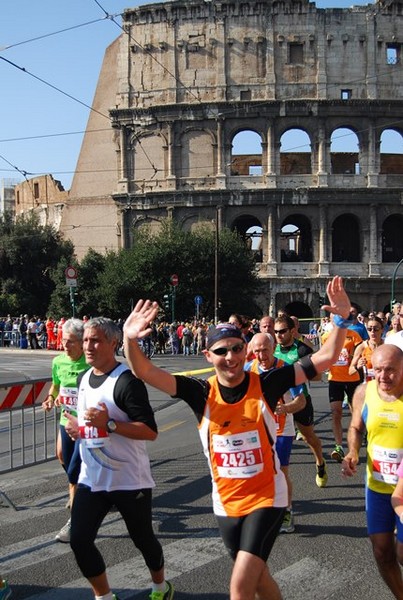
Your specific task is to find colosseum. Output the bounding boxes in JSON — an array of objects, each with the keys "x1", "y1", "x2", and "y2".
[{"x1": 60, "y1": 0, "x2": 403, "y2": 318}]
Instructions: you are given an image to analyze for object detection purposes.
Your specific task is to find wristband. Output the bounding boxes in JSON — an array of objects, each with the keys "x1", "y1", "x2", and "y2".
[
  {"x1": 299, "y1": 354, "x2": 318, "y2": 380},
  {"x1": 332, "y1": 314, "x2": 353, "y2": 329},
  {"x1": 46, "y1": 394, "x2": 55, "y2": 401}
]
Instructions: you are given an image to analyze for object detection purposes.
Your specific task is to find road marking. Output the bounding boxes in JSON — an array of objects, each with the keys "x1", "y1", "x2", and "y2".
[
  {"x1": 24, "y1": 536, "x2": 225, "y2": 599},
  {"x1": 158, "y1": 420, "x2": 186, "y2": 432}
]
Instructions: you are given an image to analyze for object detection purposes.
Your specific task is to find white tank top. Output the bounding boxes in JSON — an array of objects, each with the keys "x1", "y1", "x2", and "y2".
[{"x1": 78, "y1": 363, "x2": 155, "y2": 492}]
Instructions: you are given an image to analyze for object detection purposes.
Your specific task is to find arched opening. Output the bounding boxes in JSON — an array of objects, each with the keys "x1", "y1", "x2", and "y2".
[
  {"x1": 330, "y1": 128, "x2": 360, "y2": 174},
  {"x1": 380, "y1": 129, "x2": 403, "y2": 174},
  {"x1": 232, "y1": 214, "x2": 263, "y2": 262},
  {"x1": 382, "y1": 214, "x2": 403, "y2": 262},
  {"x1": 280, "y1": 214, "x2": 312, "y2": 262},
  {"x1": 231, "y1": 130, "x2": 262, "y2": 175},
  {"x1": 332, "y1": 214, "x2": 361, "y2": 262},
  {"x1": 280, "y1": 129, "x2": 311, "y2": 174},
  {"x1": 284, "y1": 301, "x2": 313, "y2": 318}
]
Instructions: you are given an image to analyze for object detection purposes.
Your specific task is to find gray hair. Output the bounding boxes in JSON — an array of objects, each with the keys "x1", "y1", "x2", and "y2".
[
  {"x1": 84, "y1": 317, "x2": 122, "y2": 345},
  {"x1": 62, "y1": 318, "x2": 84, "y2": 340}
]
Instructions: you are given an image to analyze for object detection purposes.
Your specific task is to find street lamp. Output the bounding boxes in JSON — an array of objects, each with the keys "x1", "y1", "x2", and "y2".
[
  {"x1": 390, "y1": 257, "x2": 403, "y2": 310},
  {"x1": 214, "y1": 206, "x2": 222, "y2": 324}
]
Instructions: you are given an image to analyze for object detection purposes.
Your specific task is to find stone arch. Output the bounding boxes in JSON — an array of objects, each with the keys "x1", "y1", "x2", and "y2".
[
  {"x1": 231, "y1": 213, "x2": 264, "y2": 261},
  {"x1": 179, "y1": 128, "x2": 215, "y2": 177},
  {"x1": 230, "y1": 129, "x2": 263, "y2": 175},
  {"x1": 382, "y1": 213, "x2": 403, "y2": 262},
  {"x1": 331, "y1": 213, "x2": 361, "y2": 262},
  {"x1": 380, "y1": 128, "x2": 403, "y2": 174},
  {"x1": 284, "y1": 301, "x2": 314, "y2": 321},
  {"x1": 280, "y1": 213, "x2": 313, "y2": 262},
  {"x1": 130, "y1": 132, "x2": 166, "y2": 182},
  {"x1": 330, "y1": 127, "x2": 360, "y2": 174},
  {"x1": 279, "y1": 128, "x2": 312, "y2": 174},
  {"x1": 128, "y1": 214, "x2": 163, "y2": 247}
]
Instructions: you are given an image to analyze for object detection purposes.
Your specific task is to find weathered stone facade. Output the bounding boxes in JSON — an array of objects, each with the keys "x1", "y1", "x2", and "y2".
[
  {"x1": 15, "y1": 175, "x2": 68, "y2": 228},
  {"x1": 64, "y1": 0, "x2": 403, "y2": 317}
]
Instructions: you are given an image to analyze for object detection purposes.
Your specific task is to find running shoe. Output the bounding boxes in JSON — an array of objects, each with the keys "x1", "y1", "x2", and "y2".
[
  {"x1": 342, "y1": 397, "x2": 349, "y2": 409},
  {"x1": 55, "y1": 518, "x2": 71, "y2": 543},
  {"x1": 0, "y1": 579, "x2": 11, "y2": 600},
  {"x1": 279, "y1": 510, "x2": 295, "y2": 533},
  {"x1": 331, "y1": 445, "x2": 345, "y2": 463},
  {"x1": 315, "y1": 460, "x2": 328, "y2": 488},
  {"x1": 149, "y1": 581, "x2": 174, "y2": 600},
  {"x1": 295, "y1": 429, "x2": 304, "y2": 441}
]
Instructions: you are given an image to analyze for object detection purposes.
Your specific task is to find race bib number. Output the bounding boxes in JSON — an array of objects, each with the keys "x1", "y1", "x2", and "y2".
[
  {"x1": 212, "y1": 430, "x2": 263, "y2": 478},
  {"x1": 79, "y1": 423, "x2": 110, "y2": 448},
  {"x1": 59, "y1": 386, "x2": 78, "y2": 410},
  {"x1": 372, "y1": 445, "x2": 403, "y2": 485}
]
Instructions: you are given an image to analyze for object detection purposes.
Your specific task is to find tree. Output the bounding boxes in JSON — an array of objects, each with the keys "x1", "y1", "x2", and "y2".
[
  {"x1": 0, "y1": 212, "x2": 74, "y2": 316},
  {"x1": 93, "y1": 220, "x2": 262, "y2": 320}
]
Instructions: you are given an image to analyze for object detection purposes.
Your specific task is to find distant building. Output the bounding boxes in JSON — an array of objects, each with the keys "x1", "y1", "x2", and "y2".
[
  {"x1": 0, "y1": 179, "x2": 19, "y2": 217},
  {"x1": 56, "y1": 1, "x2": 403, "y2": 313},
  {"x1": 14, "y1": 175, "x2": 68, "y2": 229}
]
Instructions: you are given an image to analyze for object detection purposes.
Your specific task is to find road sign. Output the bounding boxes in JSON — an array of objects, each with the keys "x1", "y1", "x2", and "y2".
[
  {"x1": 65, "y1": 266, "x2": 77, "y2": 287},
  {"x1": 170, "y1": 273, "x2": 179, "y2": 286},
  {"x1": 194, "y1": 295, "x2": 203, "y2": 306}
]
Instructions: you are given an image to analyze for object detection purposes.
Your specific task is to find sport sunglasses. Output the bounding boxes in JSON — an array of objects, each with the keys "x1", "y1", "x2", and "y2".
[
  {"x1": 274, "y1": 327, "x2": 290, "y2": 335},
  {"x1": 210, "y1": 343, "x2": 245, "y2": 356}
]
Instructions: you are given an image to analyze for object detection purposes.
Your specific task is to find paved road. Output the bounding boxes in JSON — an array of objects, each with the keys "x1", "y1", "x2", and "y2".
[{"x1": 0, "y1": 351, "x2": 397, "y2": 599}]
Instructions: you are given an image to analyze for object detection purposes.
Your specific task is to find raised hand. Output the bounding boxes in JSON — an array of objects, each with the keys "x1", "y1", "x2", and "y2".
[
  {"x1": 123, "y1": 299, "x2": 159, "y2": 340},
  {"x1": 321, "y1": 276, "x2": 351, "y2": 319}
]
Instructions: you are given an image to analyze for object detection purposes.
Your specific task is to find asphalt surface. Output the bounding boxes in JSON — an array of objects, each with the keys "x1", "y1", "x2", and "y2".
[{"x1": 0, "y1": 349, "x2": 399, "y2": 600}]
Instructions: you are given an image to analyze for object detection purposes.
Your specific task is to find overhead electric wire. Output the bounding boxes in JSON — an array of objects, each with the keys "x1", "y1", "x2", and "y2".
[{"x1": 0, "y1": 2, "x2": 402, "y2": 184}]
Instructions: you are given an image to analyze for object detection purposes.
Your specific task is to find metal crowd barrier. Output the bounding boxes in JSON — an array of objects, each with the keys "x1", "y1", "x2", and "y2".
[{"x1": 0, "y1": 378, "x2": 58, "y2": 477}]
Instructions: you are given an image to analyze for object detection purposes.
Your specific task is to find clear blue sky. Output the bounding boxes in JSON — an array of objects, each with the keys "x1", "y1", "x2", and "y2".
[{"x1": 0, "y1": 1, "x2": 375, "y2": 190}]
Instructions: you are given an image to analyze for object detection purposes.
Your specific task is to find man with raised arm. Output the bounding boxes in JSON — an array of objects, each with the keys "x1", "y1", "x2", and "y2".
[{"x1": 123, "y1": 277, "x2": 351, "y2": 600}]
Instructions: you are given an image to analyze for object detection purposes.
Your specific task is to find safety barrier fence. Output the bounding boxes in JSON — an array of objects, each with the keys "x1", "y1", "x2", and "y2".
[{"x1": 0, "y1": 378, "x2": 58, "y2": 479}]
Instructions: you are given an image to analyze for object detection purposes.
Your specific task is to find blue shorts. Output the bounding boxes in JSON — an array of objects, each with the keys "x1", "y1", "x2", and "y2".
[
  {"x1": 275, "y1": 436, "x2": 294, "y2": 467},
  {"x1": 366, "y1": 487, "x2": 403, "y2": 541}
]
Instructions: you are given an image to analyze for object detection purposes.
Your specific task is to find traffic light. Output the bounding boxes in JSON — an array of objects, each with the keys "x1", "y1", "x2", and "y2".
[{"x1": 163, "y1": 294, "x2": 170, "y2": 311}]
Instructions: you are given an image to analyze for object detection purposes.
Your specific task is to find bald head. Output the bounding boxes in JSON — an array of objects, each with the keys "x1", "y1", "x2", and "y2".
[
  {"x1": 372, "y1": 344, "x2": 403, "y2": 396},
  {"x1": 372, "y1": 344, "x2": 403, "y2": 365},
  {"x1": 251, "y1": 332, "x2": 274, "y2": 351},
  {"x1": 250, "y1": 333, "x2": 275, "y2": 370},
  {"x1": 259, "y1": 316, "x2": 275, "y2": 336}
]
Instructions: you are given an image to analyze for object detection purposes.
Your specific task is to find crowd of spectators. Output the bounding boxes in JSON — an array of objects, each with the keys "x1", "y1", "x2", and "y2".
[{"x1": 1, "y1": 301, "x2": 401, "y2": 354}]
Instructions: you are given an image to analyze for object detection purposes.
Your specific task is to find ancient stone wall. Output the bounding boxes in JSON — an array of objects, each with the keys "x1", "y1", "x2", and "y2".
[{"x1": 56, "y1": 0, "x2": 403, "y2": 315}]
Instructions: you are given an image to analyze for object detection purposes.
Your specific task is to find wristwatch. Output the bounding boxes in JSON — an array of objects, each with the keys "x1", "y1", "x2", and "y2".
[{"x1": 106, "y1": 419, "x2": 117, "y2": 433}]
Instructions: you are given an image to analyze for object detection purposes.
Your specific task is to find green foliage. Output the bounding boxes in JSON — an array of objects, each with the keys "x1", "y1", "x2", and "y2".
[
  {"x1": 92, "y1": 219, "x2": 262, "y2": 321},
  {"x1": 0, "y1": 212, "x2": 74, "y2": 316},
  {"x1": 0, "y1": 214, "x2": 262, "y2": 321}
]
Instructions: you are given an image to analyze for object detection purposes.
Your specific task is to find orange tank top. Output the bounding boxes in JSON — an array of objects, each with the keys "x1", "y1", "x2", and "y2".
[{"x1": 198, "y1": 372, "x2": 287, "y2": 517}]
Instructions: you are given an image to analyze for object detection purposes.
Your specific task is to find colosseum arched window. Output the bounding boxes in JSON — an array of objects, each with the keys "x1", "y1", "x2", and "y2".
[
  {"x1": 232, "y1": 214, "x2": 263, "y2": 262},
  {"x1": 332, "y1": 214, "x2": 361, "y2": 262},
  {"x1": 280, "y1": 214, "x2": 312, "y2": 262},
  {"x1": 280, "y1": 129, "x2": 312, "y2": 175},
  {"x1": 382, "y1": 214, "x2": 403, "y2": 263},
  {"x1": 330, "y1": 127, "x2": 360, "y2": 174},
  {"x1": 230, "y1": 130, "x2": 263, "y2": 176},
  {"x1": 380, "y1": 129, "x2": 403, "y2": 174}
]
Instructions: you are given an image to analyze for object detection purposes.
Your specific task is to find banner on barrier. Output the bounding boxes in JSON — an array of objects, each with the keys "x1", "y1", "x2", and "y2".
[{"x1": 0, "y1": 380, "x2": 52, "y2": 410}]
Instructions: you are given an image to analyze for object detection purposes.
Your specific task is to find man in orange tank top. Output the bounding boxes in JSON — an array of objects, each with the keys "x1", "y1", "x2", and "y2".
[{"x1": 123, "y1": 277, "x2": 352, "y2": 600}]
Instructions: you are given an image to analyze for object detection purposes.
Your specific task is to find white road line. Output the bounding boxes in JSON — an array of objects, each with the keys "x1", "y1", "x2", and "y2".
[{"x1": 25, "y1": 536, "x2": 225, "y2": 599}]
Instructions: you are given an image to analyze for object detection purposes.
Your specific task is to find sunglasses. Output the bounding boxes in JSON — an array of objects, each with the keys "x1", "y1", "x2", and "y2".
[
  {"x1": 210, "y1": 343, "x2": 245, "y2": 356},
  {"x1": 274, "y1": 327, "x2": 289, "y2": 335},
  {"x1": 367, "y1": 327, "x2": 381, "y2": 332}
]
